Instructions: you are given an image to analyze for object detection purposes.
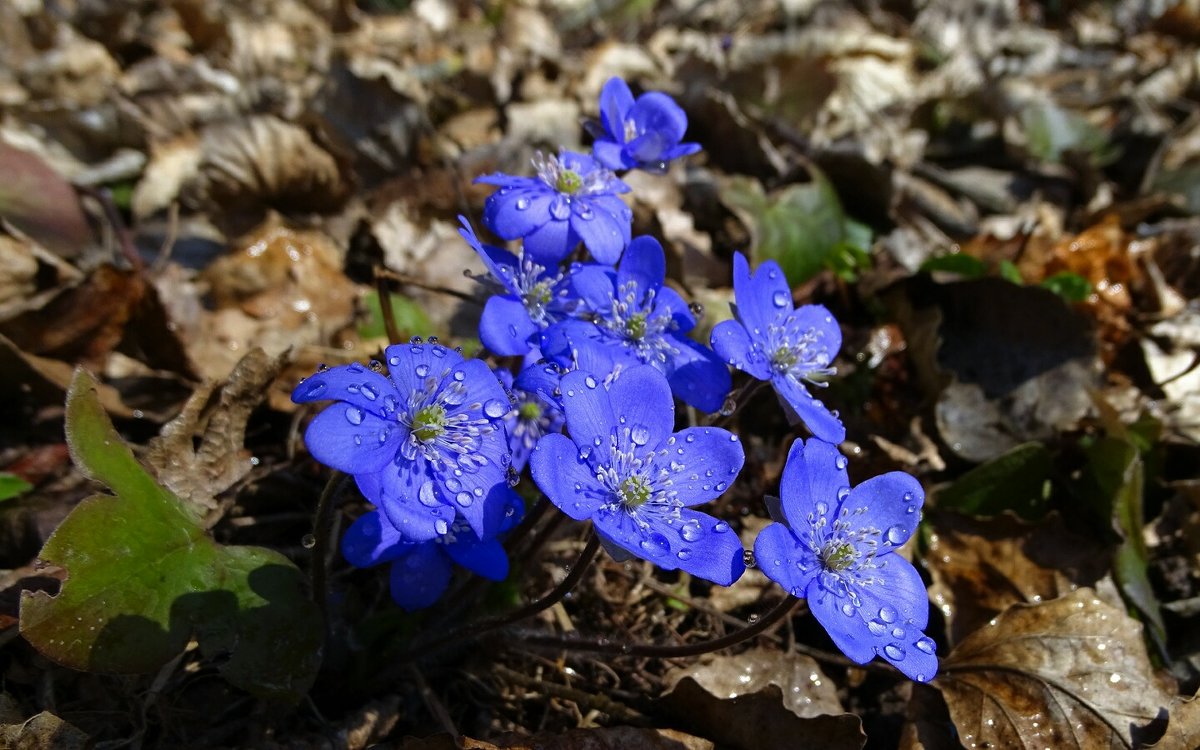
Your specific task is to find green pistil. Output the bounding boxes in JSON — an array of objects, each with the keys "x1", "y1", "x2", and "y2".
[
  {"x1": 518, "y1": 401, "x2": 542, "y2": 421},
  {"x1": 412, "y1": 404, "x2": 448, "y2": 442},
  {"x1": 556, "y1": 169, "x2": 583, "y2": 194},
  {"x1": 625, "y1": 313, "x2": 648, "y2": 340},
  {"x1": 523, "y1": 281, "x2": 553, "y2": 308},
  {"x1": 821, "y1": 542, "x2": 858, "y2": 572},
  {"x1": 771, "y1": 345, "x2": 798, "y2": 370},
  {"x1": 618, "y1": 476, "x2": 652, "y2": 509}
]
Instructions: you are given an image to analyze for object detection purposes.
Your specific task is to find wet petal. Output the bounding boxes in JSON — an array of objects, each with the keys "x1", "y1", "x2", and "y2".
[
  {"x1": 530, "y1": 433, "x2": 608, "y2": 520},
  {"x1": 711, "y1": 320, "x2": 771, "y2": 380},
  {"x1": 569, "y1": 265, "x2": 617, "y2": 313},
  {"x1": 480, "y1": 296, "x2": 538, "y2": 356},
  {"x1": 303, "y1": 404, "x2": 399, "y2": 474},
  {"x1": 573, "y1": 203, "x2": 628, "y2": 265},
  {"x1": 855, "y1": 553, "x2": 931, "y2": 630},
  {"x1": 662, "y1": 425, "x2": 744, "y2": 506},
  {"x1": 606, "y1": 365, "x2": 675, "y2": 451},
  {"x1": 357, "y1": 460, "x2": 455, "y2": 542},
  {"x1": 523, "y1": 217, "x2": 576, "y2": 264},
  {"x1": 753, "y1": 522, "x2": 819, "y2": 597},
  {"x1": 389, "y1": 544, "x2": 452, "y2": 611},
  {"x1": 778, "y1": 438, "x2": 849, "y2": 531},
  {"x1": 383, "y1": 342, "x2": 466, "y2": 402},
  {"x1": 773, "y1": 376, "x2": 846, "y2": 444},
  {"x1": 557, "y1": 369, "x2": 616, "y2": 455},
  {"x1": 291, "y1": 363, "x2": 399, "y2": 416},
  {"x1": 617, "y1": 236, "x2": 666, "y2": 293},
  {"x1": 805, "y1": 573, "x2": 878, "y2": 664},
  {"x1": 842, "y1": 472, "x2": 925, "y2": 550},
  {"x1": 484, "y1": 183, "x2": 552, "y2": 240},
  {"x1": 341, "y1": 510, "x2": 409, "y2": 568},
  {"x1": 732, "y1": 252, "x2": 790, "y2": 337},
  {"x1": 667, "y1": 338, "x2": 732, "y2": 414}
]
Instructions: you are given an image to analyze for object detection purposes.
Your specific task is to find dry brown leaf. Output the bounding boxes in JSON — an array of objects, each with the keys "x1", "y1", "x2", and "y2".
[
  {"x1": 1147, "y1": 689, "x2": 1200, "y2": 750},
  {"x1": 0, "y1": 334, "x2": 137, "y2": 419},
  {"x1": 659, "y1": 648, "x2": 863, "y2": 750},
  {"x1": 0, "y1": 710, "x2": 90, "y2": 750},
  {"x1": 144, "y1": 348, "x2": 286, "y2": 520},
  {"x1": 924, "y1": 510, "x2": 1113, "y2": 644},
  {"x1": 404, "y1": 727, "x2": 714, "y2": 750},
  {"x1": 938, "y1": 588, "x2": 1173, "y2": 749},
  {"x1": 0, "y1": 235, "x2": 38, "y2": 308},
  {"x1": 0, "y1": 141, "x2": 92, "y2": 260}
]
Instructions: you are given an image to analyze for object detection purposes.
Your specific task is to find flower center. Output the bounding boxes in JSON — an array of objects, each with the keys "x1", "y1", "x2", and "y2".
[
  {"x1": 623, "y1": 118, "x2": 640, "y2": 142},
  {"x1": 556, "y1": 169, "x2": 583, "y2": 194},
  {"x1": 618, "y1": 475, "x2": 653, "y2": 509},
  {"x1": 771, "y1": 345, "x2": 799, "y2": 370},
  {"x1": 625, "y1": 312, "x2": 648, "y2": 340},
  {"x1": 518, "y1": 401, "x2": 542, "y2": 421},
  {"x1": 820, "y1": 541, "x2": 858, "y2": 572},
  {"x1": 412, "y1": 404, "x2": 448, "y2": 442},
  {"x1": 523, "y1": 280, "x2": 554, "y2": 310}
]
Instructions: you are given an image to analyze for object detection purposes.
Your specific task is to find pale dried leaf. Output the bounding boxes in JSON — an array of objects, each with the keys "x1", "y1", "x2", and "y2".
[
  {"x1": 939, "y1": 588, "x2": 1173, "y2": 750},
  {"x1": 0, "y1": 710, "x2": 90, "y2": 750},
  {"x1": 144, "y1": 348, "x2": 286, "y2": 519}
]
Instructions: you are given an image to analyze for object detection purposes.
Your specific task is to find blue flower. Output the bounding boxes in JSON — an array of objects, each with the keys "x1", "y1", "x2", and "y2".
[
  {"x1": 753, "y1": 438, "x2": 937, "y2": 682},
  {"x1": 495, "y1": 367, "x2": 565, "y2": 473},
  {"x1": 710, "y1": 253, "x2": 845, "y2": 443},
  {"x1": 342, "y1": 489, "x2": 523, "y2": 611},
  {"x1": 476, "y1": 151, "x2": 632, "y2": 265},
  {"x1": 590, "y1": 77, "x2": 701, "y2": 173},
  {"x1": 530, "y1": 366, "x2": 746, "y2": 585},
  {"x1": 459, "y1": 217, "x2": 575, "y2": 356},
  {"x1": 539, "y1": 236, "x2": 731, "y2": 413},
  {"x1": 292, "y1": 342, "x2": 513, "y2": 542}
]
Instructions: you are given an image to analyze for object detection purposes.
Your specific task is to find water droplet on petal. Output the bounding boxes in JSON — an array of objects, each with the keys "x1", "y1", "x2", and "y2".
[
  {"x1": 415, "y1": 364, "x2": 430, "y2": 377},
  {"x1": 772, "y1": 291, "x2": 789, "y2": 308},
  {"x1": 455, "y1": 491, "x2": 474, "y2": 507},
  {"x1": 360, "y1": 384, "x2": 379, "y2": 401},
  {"x1": 301, "y1": 534, "x2": 316, "y2": 549},
  {"x1": 713, "y1": 521, "x2": 730, "y2": 533},
  {"x1": 303, "y1": 381, "x2": 326, "y2": 398},
  {"x1": 835, "y1": 455, "x2": 848, "y2": 470},
  {"x1": 418, "y1": 482, "x2": 440, "y2": 507},
  {"x1": 884, "y1": 644, "x2": 906, "y2": 661},
  {"x1": 639, "y1": 533, "x2": 670, "y2": 557},
  {"x1": 516, "y1": 197, "x2": 531, "y2": 210},
  {"x1": 915, "y1": 636, "x2": 936, "y2": 655},
  {"x1": 680, "y1": 521, "x2": 703, "y2": 542},
  {"x1": 841, "y1": 602, "x2": 855, "y2": 616},
  {"x1": 453, "y1": 370, "x2": 466, "y2": 382},
  {"x1": 630, "y1": 424, "x2": 650, "y2": 446},
  {"x1": 878, "y1": 605, "x2": 897, "y2": 623},
  {"x1": 815, "y1": 501, "x2": 828, "y2": 517},
  {"x1": 345, "y1": 406, "x2": 365, "y2": 425},
  {"x1": 885, "y1": 525, "x2": 907, "y2": 545},
  {"x1": 867, "y1": 619, "x2": 888, "y2": 636},
  {"x1": 891, "y1": 626, "x2": 907, "y2": 639},
  {"x1": 584, "y1": 375, "x2": 598, "y2": 389},
  {"x1": 677, "y1": 548, "x2": 692, "y2": 560},
  {"x1": 435, "y1": 519, "x2": 449, "y2": 535},
  {"x1": 484, "y1": 399, "x2": 509, "y2": 418}
]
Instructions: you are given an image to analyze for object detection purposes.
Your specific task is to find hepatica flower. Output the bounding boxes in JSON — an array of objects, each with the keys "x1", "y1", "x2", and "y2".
[
  {"x1": 342, "y1": 489, "x2": 523, "y2": 611},
  {"x1": 293, "y1": 342, "x2": 513, "y2": 542},
  {"x1": 540, "y1": 236, "x2": 731, "y2": 413},
  {"x1": 754, "y1": 438, "x2": 937, "y2": 682},
  {"x1": 590, "y1": 77, "x2": 701, "y2": 173},
  {"x1": 477, "y1": 151, "x2": 632, "y2": 265},
  {"x1": 530, "y1": 366, "x2": 746, "y2": 585},
  {"x1": 459, "y1": 218, "x2": 574, "y2": 356},
  {"x1": 496, "y1": 367, "x2": 565, "y2": 473},
  {"x1": 711, "y1": 253, "x2": 845, "y2": 443}
]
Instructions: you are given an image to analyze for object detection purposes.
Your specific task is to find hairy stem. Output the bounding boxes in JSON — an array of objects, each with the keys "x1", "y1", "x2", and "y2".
[{"x1": 310, "y1": 470, "x2": 349, "y2": 618}]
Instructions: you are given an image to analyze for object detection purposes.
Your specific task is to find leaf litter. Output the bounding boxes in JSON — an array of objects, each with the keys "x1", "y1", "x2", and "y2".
[{"x1": 1, "y1": 0, "x2": 1200, "y2": 747}]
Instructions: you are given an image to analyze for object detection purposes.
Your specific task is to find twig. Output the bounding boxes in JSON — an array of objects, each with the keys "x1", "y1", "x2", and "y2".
[
  {"x1": 492, "y1": 664, "x2": 646, "y2": 724},
  {"x1": 375, "y1": 266, "x2": 480, "y2": 303},
  {"x1": 375, "y1": 271, "x2": 402, "y2": 343},
  {"x1": 310, "y1": 471, "x2": 350, "y2": 618}
]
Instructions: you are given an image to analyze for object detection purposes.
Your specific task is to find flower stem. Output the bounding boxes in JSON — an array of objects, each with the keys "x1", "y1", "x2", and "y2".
[
  {"x1": 375, "y1": 271, "x2": 401, "y2": 343},
  {"x1": 512, "y1": 594, "x2": 799, "y2": 658},
  {"x1": 310, "y1": 470, "x2": 350, "y2": 618},
  {"x1": 400, "y1": 531, "x2": 601, "y2": 661}
]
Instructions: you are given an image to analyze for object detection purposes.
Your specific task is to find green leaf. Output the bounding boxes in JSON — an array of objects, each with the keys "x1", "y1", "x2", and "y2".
[
  {"x1": 1020, "y1": 100, "x2": 1117, "y2": 166},
  {"x1": 1085, "y1": 436, "x2": 1166, "y2": 653},
  {"x1": 1040, "y1": 271, "x2": 1093, "y2": 302},
  {"x1": 359, "y1": 289, "x2": 433, "y2": 341},
  {"x1": 20, "y1": 369, "x2": 322, "y2": 702},
  {"x1": 920, "y1": 253, "x2": 987, "y2": 277},
  {"x1": 998, "y1": 260, "x2": 1023, "y2": 284},
  {"x1": 0, "y1": 472, "x2": 32, "y2": 502},
  {"x1": 723, "y1": 170, "x2": 870, "y2": 285},
  {"x1": 936, "y1": 442, "x2": 1051, "y2": 520}
]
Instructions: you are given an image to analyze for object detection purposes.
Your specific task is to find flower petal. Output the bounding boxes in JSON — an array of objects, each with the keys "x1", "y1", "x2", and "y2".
[
  {"x1": 617, "y1": 236, "x2": 665, "y2": 293},
  {"x1": 445, "y1": 537, "x2": 510, "y2": 581},
  {"x1": 753, "y1": 522, "x2": 819, "y2": 596},
  {"x1": 876, "y1": 624, "x2": 939, "y2": 683},
  {"x1": 667, "y1": 338, "x2": 732, "y2": 414},
  {"x1": 592, "y1": 140, "x2": 627, "y2": 171},
  {"x1": 458, "y1": 216, "x2": 520, "y2": 294},
  {"x1": 656, "y1": 286, "x2": 695, "y2": 332},
  {"x1": 341, "y1": 510, "x2": 408, "y2": 568},
  {"x1": 855, "y1": 553, "x2": 931, "y2": 629},
  {"x1": 733, "y1": 252, "x2": 790, "y2": 337},
  {"x1": 480, "y1": 296, "x2": 538, "y2": 356},
  {"x1": 778, "y1": 438, "x2": 849, "y2": 531},
  {"x1": 383, "y1": 342, "x2": 466, "y2": 402},
  {"x1": 558, "y1": 369, "x2": 616, "y2": 454},
  {"x1": 483, "y1": 183, "x2": 552, "y2": 239},
  {"x1": 357, "y1": 460, "x2": 455, "y2": 542},
  {"x1": 805, "y1": 573, "x2": 878, "y2": 664},
  {"x1": 292, "y1": 363, "x2": 399, "y2": 416},
  {"x1": 669, "y1": 508, "x2": 746, "y2": 585},
  {"x1": 606, "y1": 364, "x2": 675, "y2": 451},
  {"x1": 523, "y1": 217, "x2": 577, "y2": 264},
  {"x1": 842, "y1": 472, "x2": 924, "y2": 551},
  {"x1": 569, "y1": 265, "x2": 617, "y2": 313},
  {"x1": 599, "y1": 77, "x2": 635, "y2": 144},
  {"x1": 662, "y1": 426, "x2": 744, "y2": 505},
  {"x1": 435, "y1": 460, "x2": 507, "y2": 540},
  {"x1": 303, "y1": 404, "x2": 399, "y2": 474},
  {"x1": 772, "y1": 376, "x2": 846, "y2": 444},
  {"x1": 389, "y1": 544, "x2": 452, "y2": 611},
  {"x1": 788, "y1": 304, "x2": 843, "y2": 363},
  {"x1": 711, "y1": 319, "x2": 771, "y2": 380},
  {"x1": 530, "y1": 433, "x2": 608, "y2": 520},
  {"x1": 573, "y1": 203, "x2": 628, "y2": 264},
  {"x1": 629, "y1": 92, "x2": 689, "y2": 147}
]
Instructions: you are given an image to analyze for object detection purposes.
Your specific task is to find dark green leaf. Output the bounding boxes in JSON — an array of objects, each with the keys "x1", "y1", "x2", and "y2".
[
  {"x1": 1020, "y1": 101, "x2": 1117, "y2": 166},
  {"x1": 20, "y1": 369, "x2": 322, "y2": 702},
  {"x1": 936, "y1": 442, "x2": 1051, "y2": 519},
  {"x1": 1040, "y1": 272, "x2": 1093, "y2": 302},
  {"x1": 0, "y1": 472, "x2": 32, "y2": 502},
  {"x1": 998, "y1": 260, "x2": 1023, "y2": 284},
  {"x1": 359, "y1": 289, "x2": 433, "y2": 341},
  {"x1": 920, "y1": 253, "x2": 987, "y2": 277}
]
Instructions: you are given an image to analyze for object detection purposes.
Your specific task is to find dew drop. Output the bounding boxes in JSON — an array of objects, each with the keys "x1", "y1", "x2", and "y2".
[
  {"x1": 360, "y1": 384, "x2": 379, "y2": 401},
  {"x1": 303, "y1": 381, "x2": 327, "y2": 398},
  {"x1": 301, "y1": 534, "x2": 316, "y2": 549},
  {"x1": 878, "y1": 605, "x2": 897, "y2": 623},
  {"x1": 639, "y1": 533, "x2": 670, "y2": 557},
  {"x1": 841, "y1": 602, "x2": 855, "y2": 616},
  {"x1": 630, "y1": 424, "x2": 651, "y2": 446},
  {"x1": 418, "y1": 482, "x2": 440, "y2": 507},
  {"x1": 815, "y1": 501, "x2": 828, "y2": 517},
  {"x1": 516, "y1": 197, "x2": 531, "y2": 210},
  {"x1": 884, "y1": 644, "x2": 905, "y2": 661},
  {"x1": 835, "y1": 455, "x2": 848, "y2": 470},
  {"x1": 584, "y1": 375, "x2": 598, "y2": 389},
  {"x1": 415, "y1": 364, "x2": 430, "y2": 377},
  {"x1": 867, "y1": 619, "x2": 888, "y2": 636},
  {"x1": 455, "y1": 491, "x2": 474, "y2": 507},
  {"x1": 713, "y1": 521, "x2": 730, "y2": 533},
  {"x1": 915, "y1": 636, "x2": 936, "y2": 655},
  {"x1": 772, "y1": 290, "x2": 789, "y2": 308},
  {"x1": 435, "y1": 519, "x2": 449, "y2": 535},
  {"x1": 345, "y1": 406, "x2": 365, "y2": 425},
  {"x1": 484, "y1": 399, "x2": 509, "y2": 418},
  {"x1": 453, "y1": 370, "x2": 466, "y2": 382},
  {"x1": 885, "y1": 525, "x2": 907, "y2": 545},
  {"x1": 891, "y1": 626, "x2": 906, "y2": 639},
  {"x1": 680, "y1": 521, "x2": 703, "y2": 542},
  {"x1": 677, "y1": 548, "x2": 692, "y2": 561}
]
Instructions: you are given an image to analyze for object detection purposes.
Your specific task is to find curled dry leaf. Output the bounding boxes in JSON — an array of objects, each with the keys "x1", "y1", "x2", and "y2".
[
  {"x1": 144, "y1": 348, "x2": 286, "y2": 521},
  {"x1": 923, "y1": 510, "x2": 1112, "y2": 644},
  {"x1": 406, "y1": 727, "x2": 714, "y2": 750},
  {"x1": 190, "y1": 115, "x2": 349, "y2": 221},
  {"x1": 938, "y1": 588, "x2": 1173, "y2": 750},
  {"x1": 0, "y1": 710, "x2": 89, "y2": 750},
  {"x1": 0, "y1": 141, "x2": 92, "y2": 260},
  {"x1": 659, "y1": 648, "x2": 863, "y2": 750},
  {"x1": 1147, "y1": 689, "x2": 1200, "y2": 750}
]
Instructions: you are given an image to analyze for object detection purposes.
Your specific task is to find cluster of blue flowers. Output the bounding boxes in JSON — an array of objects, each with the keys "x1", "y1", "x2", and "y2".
[{"x1": 293, "y1": 77, "x2": 937, "y2": 681}]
